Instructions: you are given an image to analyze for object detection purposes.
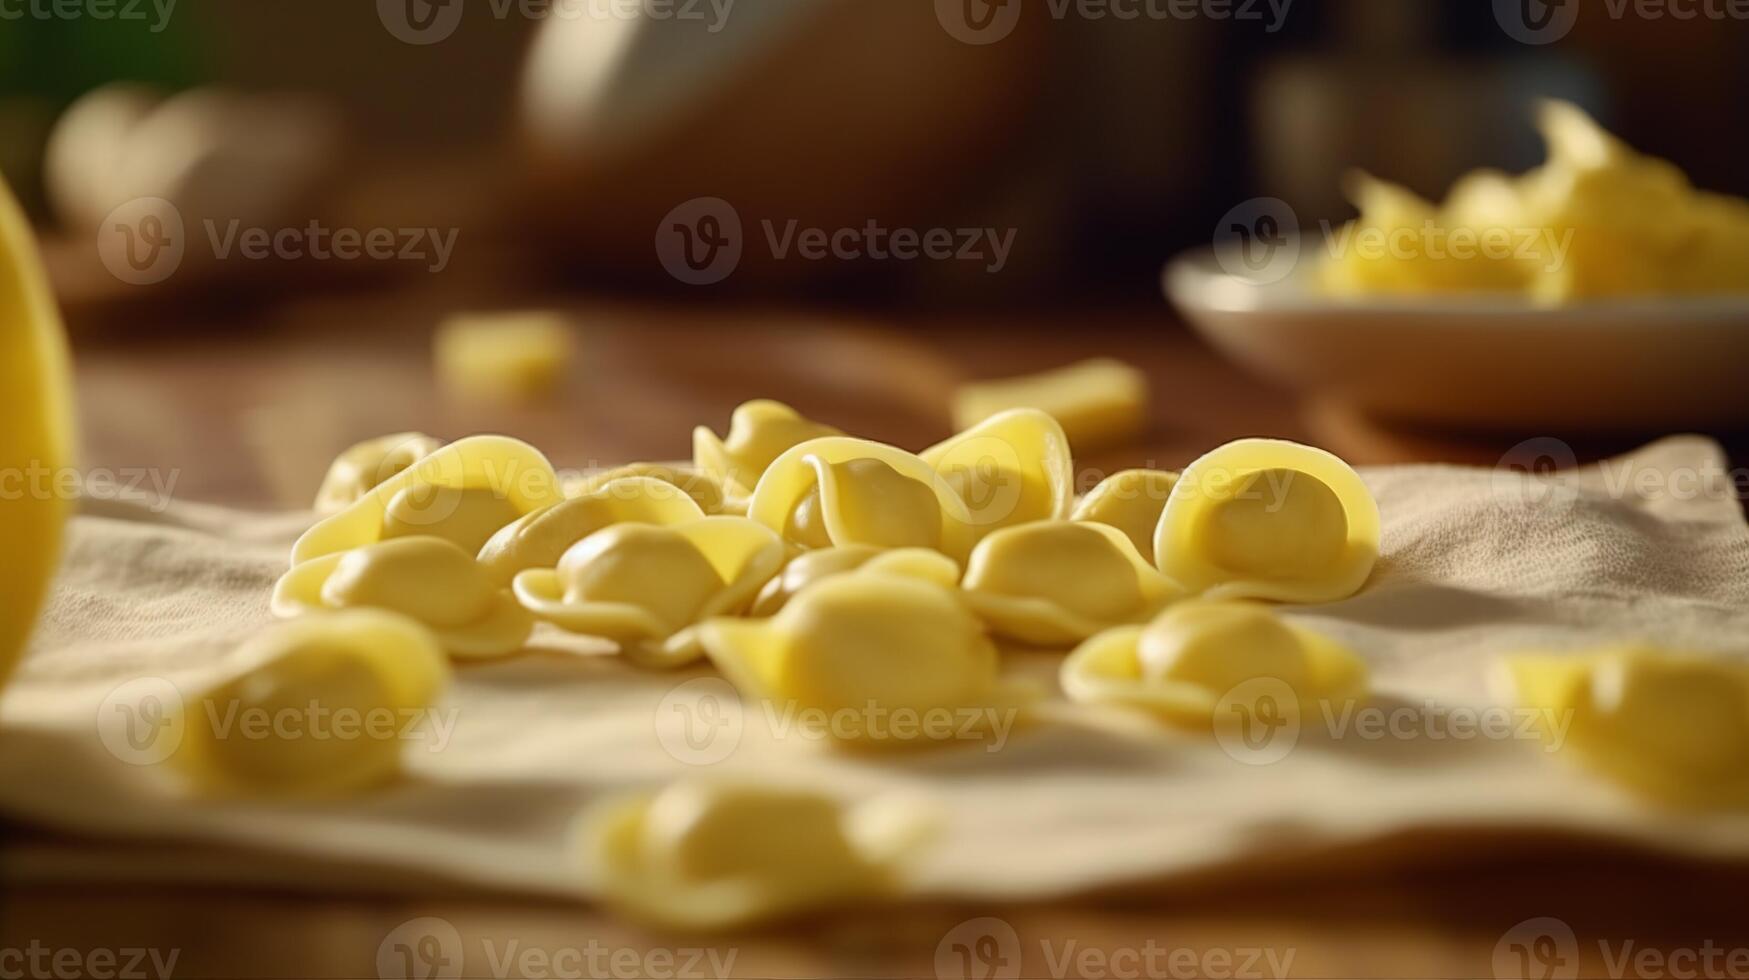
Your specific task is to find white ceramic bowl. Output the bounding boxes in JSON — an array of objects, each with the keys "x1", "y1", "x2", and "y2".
[{"x1": 1165, "y1": 246, "x2": 1749, "y2": 431}]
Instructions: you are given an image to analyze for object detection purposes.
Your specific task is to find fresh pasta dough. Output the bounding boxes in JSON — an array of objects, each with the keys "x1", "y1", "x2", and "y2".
[
  {"x1": 961, "y1": 521, "x2": 1182, "y2": 646},
  {"x1": 584, "y1": 780, "x2": 929, "y2": 929},
  {"x1": 478, "y1": 476, "x2": 706, "y2": 585},
  {"x1": 693, "y1": 399, "x2": 843, "y2": 497},
  {"x1": 1072, "y1": 468, "x2": 1179, "y2": 565},
  {"x1": 1155, "y1": 438, "x2": 1379, "y2": 603},
  {"x1": 313, "y1": 433, "x2": 443, "y2": 515},
  {"x1": 1500, "y1": 647, "x2": 1749, "y2": 809},
  {"x1": 1062, "y1": 600, "x2": 1368, "y2": 729},
  {"x1": 274, "y1": 536, "x2": 532, "y2": 659},
  {"x1": 514, "y1": 518, "x2": 785, "y2": 668},
  {"x1": 173, "y1": 610, "x2": 451, "y2": 796},
  {"x1": 748, "y1": 437, "x2": 976, "y2": 560},
  {"x1": 921, "y1": 408, "x2": 1073, "y2": 539}
]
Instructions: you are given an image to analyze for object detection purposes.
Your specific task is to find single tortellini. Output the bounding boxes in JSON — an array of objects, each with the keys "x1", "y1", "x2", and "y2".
[
  {"x1": 514, "y1": 517, "x2": 785, "y2": 668},
  {"x1": 585, "y1": 780, "x2": 929, "y2": 929},
  {"x1": 1062, "y1": 600, "x2": 1368, "y2": 728},
  {"x1": 477, "y1": 475, "x2": 707, "y2": 585},
  {"x1": 750, "y1": 546, "x2": 960, "y2": 616},
  {"x1": 961, "y1": 521, "x2": 1183, "y2": 646},
  {"x1": 748, "y1": 437, "x2": 975, "y2": 560},
  {"x1": 699, "y1": 572, "x2": 1023, "y2": 746},
  {"x1": 1500, "y1": 647, "x2": 1749, "y2": 808},
  {"x1": 1156, "y1": 439, "x2": 1379, "y2": 603},
  {"x1": 1071, "y1": 468, "x2": 1179, "y2": 565},
  {"x1": 565, "y1": 462, "x2": 729, "y2": 515},
  {"x1": 693, "y1": 399, "x2": 843, "y2": 497},
  {"x1": 920, "y1": 408, "x2": 1073, "y2": 538},
  {"x1": 292, "y1": 435, "x2": 562, "y2": 567},
  {"x1": 273, "y1": 536, "x2": 533, "y2": 659},
  {"x1": 174, "y1": 610, "x2": 451, "y2": 797},
  {"x1": 313, "y1": 432, "x2": 443, "y2": 515}
]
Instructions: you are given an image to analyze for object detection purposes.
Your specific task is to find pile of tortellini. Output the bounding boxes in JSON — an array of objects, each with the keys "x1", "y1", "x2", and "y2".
[{"x1": 156, "y1": 399, "x2": 1749, "y2": 926}]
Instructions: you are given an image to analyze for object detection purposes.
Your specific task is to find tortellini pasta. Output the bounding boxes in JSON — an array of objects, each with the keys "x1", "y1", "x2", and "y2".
[
  {"x1": 699, "y1": 572, "x2": 1023, "y2": 746},
  {"x1": 174, "y1": 610, "x2": 451, "y2": 796},
  {"x1": 1500, "y1": 646, "x2": 1749, "y2": 808},
  {"x1": 961, "y1": 521, "x2": 1182, "y2": 646},
  {"x1": 273, "y1": 536, "x2": 533, "y2": 659},
  {"x1": 291, "y1": 435, "x2": 562, "y2": 567},
  {"x1": 693, "y1": 399, "x2": 843, "y2": 497},
  {"x1": 920, "y1": 408, "x2": 1073, "y2": 538},
  {"x1": 565, "y1": 462, "x2": 728, "y2": 515},
  {"x1": 513, "y1": 518, "x2": 784, "y2": 668},
  {"x1": 1071, "y1": 468, "x2": 1179, "y2": 565},
  {"x1": 1062, "y1": 600, "x2": 1368, "y2": 728},
  {"x1": 748, "y1": 437, "x2": 976, "y2": 560},
  {"x1": 1156, "y1": 439, "x2": 1379, "y2": 603},
  {"x1": 313, "y1": 432, "x2": 443, "y2": 515},
  {"x1": 477, "y1": 475, "x2": 707, "y2": 585},
  {"x1": 585, "y1": 780, "x2": 928, "y2": 929},
  {"x1": 750, "y1": 546, "x2": 960, "y2": 617},
  {"x1": 952, "y1": 359, "x2": 1148, "y2": 452}
]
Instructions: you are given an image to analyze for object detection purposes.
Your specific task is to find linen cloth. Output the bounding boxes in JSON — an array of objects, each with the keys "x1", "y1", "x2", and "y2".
[{"x1": 3, "y1": 437, "x2": 1748, "y2": 901}]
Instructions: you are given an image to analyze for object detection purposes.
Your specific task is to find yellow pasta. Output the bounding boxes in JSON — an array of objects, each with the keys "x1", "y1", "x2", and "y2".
[
  {"x1": 1155, "y1": 439, "x2": 1378, "y2": 603},
  {"x1": 962, "y1": 521, "x2": 1182, "y2": 646},
  {"x1": 1062, "y1": 600, "x2": 1367, "y2": 728},
  {"x1": 750, "y1": 546, "x2": 960, "y2": 616},
  {"x1": 478, "y1": 475, "x2": 706, "y2": 585},
  {"x1": 291, "y1": 435, "x2": 562, "y2": 567},
  {"x1": 585, "y1": 780, "x2": 929, "y2": 930},
  {"x1": 313, "y1": 433, "x2": 443, "y2": 515},
  {"x1": 174, "y1": 610, "x2": 451, "y2": 796},
  {"x1": 564, "y1": 462, "x2": 729, "y2": 515},
  {"x1": 435, "y1": 311, "x2": 574, "y2": 401},
  {"x1": 921, "y1": 408, "x2": 1073, "y2": 538},
  {"x1": 1071, "y1": 468, "x2": 1180, "y2": 565},
  {"x1": 747, "y1": 437, "x2": 976, "y2": 561},
  {"x1": 951, "y1": 359, "x2": 1148, "y2": 453},
  {"x1": 699, "y1": 572, "x2": 1025, "y2": 746},
  {"x1": 514, "y1": 517, "x2": 784, "y2": 668},
  {"x1": 1501, "y1": 647, "x2": 1749, "y2": 808},
  {"x1": 693, "y1": 399, "x2": 843, "y2": 497},
  {"x1": 274, "y1": 536, "x2": 532, "y2": 659}
]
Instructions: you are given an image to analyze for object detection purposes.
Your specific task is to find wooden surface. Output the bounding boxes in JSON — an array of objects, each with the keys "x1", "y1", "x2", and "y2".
[{"x1": 8, "y1": 274, "x2": 1749, "y2": 979}]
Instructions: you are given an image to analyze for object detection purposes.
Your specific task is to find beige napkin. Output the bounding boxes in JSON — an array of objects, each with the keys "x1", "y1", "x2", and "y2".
[{"x1": 4, "y1": 436, "x2": 1748, "y2": 901}]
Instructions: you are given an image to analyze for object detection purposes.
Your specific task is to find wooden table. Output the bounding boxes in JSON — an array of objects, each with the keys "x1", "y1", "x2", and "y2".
[{"x1": 7, "y1": 270, "x2": 1749, "y2": 979}]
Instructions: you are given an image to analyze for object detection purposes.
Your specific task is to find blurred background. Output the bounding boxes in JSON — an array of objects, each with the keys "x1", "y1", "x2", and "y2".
[{"x1": 3, "y1": 0, "x2": 1748, "y2": 503}]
